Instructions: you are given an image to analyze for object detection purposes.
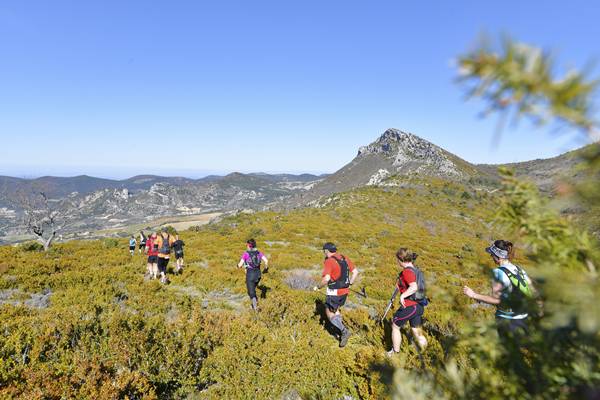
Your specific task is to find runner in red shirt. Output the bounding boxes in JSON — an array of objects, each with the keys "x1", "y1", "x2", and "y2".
[
  {"x1": 145, "y1": 232, "x2": 159, "y2": 279},
  {"x1": 313, "y1": 242, "x2": 359, "y2": 347},
  {"x1": 387, "y1": 248, "x2": 427, "y2": 356}
]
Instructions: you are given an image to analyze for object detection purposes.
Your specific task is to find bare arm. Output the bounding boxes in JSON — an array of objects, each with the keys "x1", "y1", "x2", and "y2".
[
  {"x1": 399, "y1": 282, "x2": 418, "y2": 307},
  {"x1": 349, "y1": 268, "x2": 359, "y2": 285},
  {"x1": 463, "y1": 281, "x2": 502, "y2": 305},
  {"x1": 261, "y1": 256, "x2": 269, "y2": 270},
  {"x1": 316, "y1": 274, "x2": 331, "y2": 289},
  {"x1": 237, "y1": 258, "x2": 245, "y2": 268}
]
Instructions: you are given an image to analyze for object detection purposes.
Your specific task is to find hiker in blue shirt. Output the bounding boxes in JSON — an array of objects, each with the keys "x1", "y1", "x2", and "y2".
[
  {"x1": 463, "y1": 240, "x2": 535, "y2": 338},
  {"x1": 129, "y1": 236, "x2": 136, "y2": 256}
]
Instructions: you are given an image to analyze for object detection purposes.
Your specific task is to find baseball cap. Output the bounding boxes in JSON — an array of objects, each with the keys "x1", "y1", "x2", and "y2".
[{"x1": 322, "y1": 242, "x2": 337, "y2": 252}]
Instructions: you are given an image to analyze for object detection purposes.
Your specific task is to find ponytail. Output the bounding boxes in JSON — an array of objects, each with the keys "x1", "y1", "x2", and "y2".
[{"x1": 396, "y1": 248, "x2": 418, "y2": 263}]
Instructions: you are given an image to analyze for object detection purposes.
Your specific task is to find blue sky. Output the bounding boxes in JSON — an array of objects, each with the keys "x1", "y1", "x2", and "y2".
[{"x1": 0, "y1": 0, "x2": 598, "y2": 179}]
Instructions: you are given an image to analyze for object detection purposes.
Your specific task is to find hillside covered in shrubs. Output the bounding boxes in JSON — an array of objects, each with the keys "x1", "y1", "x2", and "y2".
[
  {"x1": 2, "y1": 163, "x2": 600, "y2": 399},
  {"x1": 0, "y1": 177, "x2": 510, "y2": 399}
]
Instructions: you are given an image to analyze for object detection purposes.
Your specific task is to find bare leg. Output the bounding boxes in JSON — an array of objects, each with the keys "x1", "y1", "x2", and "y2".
[
  {"x1": 391, "y1": 323, "x2": 402, "y2": 353},
  {"x1": 411, "y1": 327, "x2": 428, "y2": 349}
]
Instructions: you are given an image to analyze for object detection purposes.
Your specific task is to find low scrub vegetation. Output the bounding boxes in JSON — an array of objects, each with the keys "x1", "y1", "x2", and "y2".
[{"x1": 1, "y1": 174, "x2": 598, "y2": 399}]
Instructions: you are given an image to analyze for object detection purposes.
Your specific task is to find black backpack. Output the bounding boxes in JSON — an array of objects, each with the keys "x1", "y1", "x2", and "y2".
[
  {"x1": 405, "y1": 266, "x2": 427, "y2": 303},
  {"x1": 328, "y1": 256, "x2": 351, "y2": 290},
  {"x1": 246, "y1": 250, "x2": 262, "y2": 269}
]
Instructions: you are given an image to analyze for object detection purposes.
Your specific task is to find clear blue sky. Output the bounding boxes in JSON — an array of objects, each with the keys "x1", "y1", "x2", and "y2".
[{"x1": 0, "y1": 0, "x2": 598, "y2": 179}]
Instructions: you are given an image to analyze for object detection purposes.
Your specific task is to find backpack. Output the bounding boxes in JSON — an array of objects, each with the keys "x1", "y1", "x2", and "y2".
[
  {"x1": 405, "y1": 266, "x2": 427, "y2": 303},
  {"x1": 499, "y1": 265, "x2": 534, "y2": 299},
  {"x1": 246, "y1": 250, "x2": 262, "y2": 269},
  {"x1": 498, "y1": 265, "x2": 534, "y2": 315},
  {"x1": 328, "y1": 256, "x2": 351, "y2": 290},
  {"x1": 159, "y1": 234, "x2": 171, "y2": 254},
  {"x1": 173, "y1": 240, "x2": 184, "y2": 255}
]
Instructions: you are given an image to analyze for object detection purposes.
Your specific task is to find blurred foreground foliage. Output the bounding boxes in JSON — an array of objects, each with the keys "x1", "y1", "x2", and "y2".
[{"x1": 390, "y1": 36, "x2": 600, "y2": 400}]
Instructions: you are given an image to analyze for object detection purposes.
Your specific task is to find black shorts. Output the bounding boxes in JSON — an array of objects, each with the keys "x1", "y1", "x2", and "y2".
[
  {"x1": 393, "y1": 304, "x2": 424, "y2": 328},
  {"x1": 175, "y1": 251, "x2": 184, "y2": 260},
  {"x1": 147, "y1": 255, "x2": 158, "y2": 264},
  {"x1": 496, "y1": 317, "x2": 528, "y2": 338},
  {"x1": 129, "y1": 246, "x2": 135, "y2": 251},
  {"x1": 139, "y1": 243, "x2": 146, "y2": 249},
  {"x1": 157, "y1": 257, "x2": 169, "y2": 273},
  {"x1": 325, "y1": 295, "x2": 347, "y2": 313}
]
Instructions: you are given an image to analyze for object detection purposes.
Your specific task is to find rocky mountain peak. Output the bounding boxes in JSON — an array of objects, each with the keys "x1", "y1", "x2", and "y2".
[{"x1": 358, "y1": 128, "x2": 463, "y2": 178}]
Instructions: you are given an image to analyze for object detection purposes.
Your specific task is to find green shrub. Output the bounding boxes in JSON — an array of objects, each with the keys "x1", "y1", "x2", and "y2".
[
  {"x1": 20, "y1": 241, "x2": 44, "y2": 252},
  {"x1": 102, "y1": 238, "x2": 121, "y2": 249}
]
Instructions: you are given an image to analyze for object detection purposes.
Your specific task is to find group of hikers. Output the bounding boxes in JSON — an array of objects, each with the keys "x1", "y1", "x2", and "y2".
[
  {"x1": 238, "y1": 237, "x2": 534, "y2": 352},
  {"x1": 129, "y1": 229, "x2": 185, "y2": 284},
  {"x1": 128, "y1": 232, "x2": 535, "y2": 352}
]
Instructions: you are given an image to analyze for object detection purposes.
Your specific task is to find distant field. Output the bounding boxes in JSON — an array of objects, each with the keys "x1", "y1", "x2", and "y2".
[
  {"x1": 1, "y1": 212, "x2": 222, "y2": 244},
  {"x1": 94, "y1": 212, "x2": 223, "y2": 236}
]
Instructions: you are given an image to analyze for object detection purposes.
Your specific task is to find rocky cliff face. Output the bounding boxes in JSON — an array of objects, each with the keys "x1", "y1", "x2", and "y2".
[{"x1": 357, "y1": 128, "x2": 465, "y2": 179}]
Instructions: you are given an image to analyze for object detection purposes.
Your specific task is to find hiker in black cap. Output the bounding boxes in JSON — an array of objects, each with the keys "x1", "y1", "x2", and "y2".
[
  {"x1": 313, "y1": 242, "x2": 359, "y2": 347},
  {"x1": 237, "y1": 239, "x2": 269, "y2": 311},
  {"x1": 463, "y1": 240, "x2": 535, "y2": 337},
  {"x1": 172, "y1": 234, "x2": 185, "y2": 274},
  {"x1": 139, "y1": 231, "x2": 147, "y2": 254}
]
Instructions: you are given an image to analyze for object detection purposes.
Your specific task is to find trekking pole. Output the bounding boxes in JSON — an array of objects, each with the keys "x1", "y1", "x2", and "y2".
[
  {"x1": 349, "y1": 286, "x2": 367, "y2": 298},
  {"x1": 380, "y1": 272, "x2": 402, "y2": 324},
  {"x1": 380, "y1": 287, "x2": 399, "y2": 324}
]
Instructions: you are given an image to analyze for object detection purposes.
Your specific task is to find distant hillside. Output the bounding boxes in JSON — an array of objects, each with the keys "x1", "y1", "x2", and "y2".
[
  {"x1": 0, "y1": 175, "x2": 197, "y2": 207},
  {"x1": 478, "y1": 144, "x2": 594, "y2": 193},
  {"x1": 0, "y1": 172, "x2": 324, "y2": 242}
]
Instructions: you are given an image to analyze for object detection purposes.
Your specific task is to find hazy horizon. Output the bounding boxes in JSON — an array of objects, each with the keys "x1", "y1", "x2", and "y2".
[{"x1": 0, "y1": 138, "x2": 592, "y2": 181}]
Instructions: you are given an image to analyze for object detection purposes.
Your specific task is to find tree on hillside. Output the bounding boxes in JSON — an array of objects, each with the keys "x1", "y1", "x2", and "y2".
[{"x1": 19, "y1": 191, "x2": 70, "y2": 251}]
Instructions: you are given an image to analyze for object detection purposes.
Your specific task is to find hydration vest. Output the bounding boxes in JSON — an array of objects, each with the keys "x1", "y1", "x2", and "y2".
[
  {"x1": 499, "y1": 265, "x2": 533, "y2": 315},
  {"x1": 245, "y1": 250, "x2": 262, "y2": 269},
  {"x1": 328, "y1": 256, "x2": 351, "y2": 290}
]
